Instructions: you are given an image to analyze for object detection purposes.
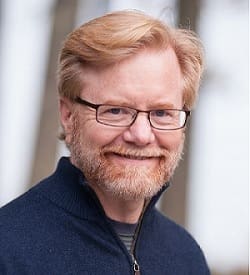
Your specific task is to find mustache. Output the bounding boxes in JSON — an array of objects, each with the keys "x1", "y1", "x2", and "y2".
[{"x1": 101, "y1": 145, "x2": 170, "y2": 158}]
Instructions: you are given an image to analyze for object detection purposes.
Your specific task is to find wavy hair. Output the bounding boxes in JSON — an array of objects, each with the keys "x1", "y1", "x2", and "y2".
[{"x1": 58, "y1": 9, "x2": 204, "y2": 111}]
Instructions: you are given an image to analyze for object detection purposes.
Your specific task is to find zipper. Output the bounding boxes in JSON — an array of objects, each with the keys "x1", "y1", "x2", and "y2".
[
  {"x1": 85, "y1": 182, "x2": 170, "y2": 275},
  {"x1": 129, "y1": 184, "x2": 170, "y2": 275},
  {"x1": 130, "y1": 232, "x2": 141, "y2": 275},
  {"x1": 132, "y1": 254, "x2": 140, "y2": 275},
  {"x1": 130, "y1": 200, "x2": 151, "y2": 275},
  {"x1": 86, "y1": 185, "x2": 141, "y2": 274}
]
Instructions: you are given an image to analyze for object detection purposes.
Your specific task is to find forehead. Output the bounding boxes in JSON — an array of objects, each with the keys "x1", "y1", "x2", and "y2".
[{"x1": 80, "y1": 48, "x2": 183, "y2": 108}]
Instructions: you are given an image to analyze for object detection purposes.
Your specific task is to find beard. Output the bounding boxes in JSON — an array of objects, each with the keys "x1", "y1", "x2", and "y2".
[{"x1": 68, "y1": 113, "x2": 184, "y2": 201}]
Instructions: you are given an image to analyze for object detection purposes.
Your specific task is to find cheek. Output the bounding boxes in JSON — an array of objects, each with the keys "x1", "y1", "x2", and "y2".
[
  {"x1": 157, "y1": 131, "x2": 184, "y2": 151},
  {"x1": 79, "y1": 120, "x2": 124, "y2": 147}
]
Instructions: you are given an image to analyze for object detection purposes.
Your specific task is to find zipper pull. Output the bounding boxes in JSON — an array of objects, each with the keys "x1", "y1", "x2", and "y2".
[{"x1": 133, "y1": 258, "x2": 140, "y2": 275}]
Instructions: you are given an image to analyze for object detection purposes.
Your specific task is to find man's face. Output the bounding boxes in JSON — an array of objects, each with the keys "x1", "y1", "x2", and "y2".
[{"x1": 61, "y1": 48, "x2": 185, "y2": 201}]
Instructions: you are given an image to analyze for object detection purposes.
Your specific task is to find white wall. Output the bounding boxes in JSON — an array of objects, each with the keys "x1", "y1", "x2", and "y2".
[
  {"x1": 187, "y1": 0, "x2": 249, "y2": 272},
  {"x1": 108, "y1": 0, "x2": 176, "y2": 22},
  {"x1": 0, "y1": 0, "x2": 54, "y2": 204}
]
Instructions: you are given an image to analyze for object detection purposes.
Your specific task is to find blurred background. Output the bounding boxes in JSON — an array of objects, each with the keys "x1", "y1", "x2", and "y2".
[{"x1": 0, "y1": 0, "x2": 248, "y2": 274}]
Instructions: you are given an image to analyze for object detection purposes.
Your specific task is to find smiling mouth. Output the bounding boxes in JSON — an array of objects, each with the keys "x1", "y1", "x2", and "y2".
[{"x1": 113, "y1": 153, "x2": 153, "y2": 160}]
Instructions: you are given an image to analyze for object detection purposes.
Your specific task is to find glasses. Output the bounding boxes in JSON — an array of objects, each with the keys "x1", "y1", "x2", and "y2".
[{"x1": 75, "y1": 97, "x2": 190, "y2": 130}]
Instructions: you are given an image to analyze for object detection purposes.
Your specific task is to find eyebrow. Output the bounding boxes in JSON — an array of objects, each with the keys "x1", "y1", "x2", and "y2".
[
  {"x1": 100, "y1": 100, "x2": 131, "y2": 106},
  {"x1": 146, "y1": 102, "x2": 176, "y2": 109},
  {"x1": 100, "y1": 99, "x2": 176, "y2": 109}
]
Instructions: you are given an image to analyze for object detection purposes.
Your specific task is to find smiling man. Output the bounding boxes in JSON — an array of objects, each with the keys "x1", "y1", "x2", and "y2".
[{"x1": 0, "y1": 10, "x2": 210, "y2": 275}]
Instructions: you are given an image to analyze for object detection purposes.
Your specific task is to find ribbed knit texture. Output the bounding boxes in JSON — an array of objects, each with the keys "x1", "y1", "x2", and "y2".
[{"x1": 0, "y1": 157, "x2": 210, "y2": 275}]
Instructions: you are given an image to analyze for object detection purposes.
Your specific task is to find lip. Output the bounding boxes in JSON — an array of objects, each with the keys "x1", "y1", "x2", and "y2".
[{"x1": 106, "y1": 152, "x2": 159, "y2": 166}]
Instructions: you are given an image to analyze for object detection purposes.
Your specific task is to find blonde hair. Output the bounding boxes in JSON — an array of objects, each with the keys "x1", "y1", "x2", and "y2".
[{"x1": 58, "y1": 9, "x2": 204, "y2": 110}]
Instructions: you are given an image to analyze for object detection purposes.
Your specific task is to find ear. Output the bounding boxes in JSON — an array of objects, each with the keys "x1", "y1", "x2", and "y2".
[{"x1": 59, "y1": 97, "x2": 74, "y2": 144}]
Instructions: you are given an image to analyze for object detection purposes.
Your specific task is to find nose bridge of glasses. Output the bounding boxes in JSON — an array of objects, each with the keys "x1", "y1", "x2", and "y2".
[{"x1": 131, "y1": 109, "x2": 151, "y2": 126}]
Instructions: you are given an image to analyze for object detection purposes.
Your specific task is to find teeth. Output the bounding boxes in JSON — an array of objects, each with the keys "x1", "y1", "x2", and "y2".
[{"x1": 119, "y1": 154, "x2": 149, "y2": 160}]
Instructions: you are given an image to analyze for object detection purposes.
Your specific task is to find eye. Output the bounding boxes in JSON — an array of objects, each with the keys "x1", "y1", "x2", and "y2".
[
  {"x1": 100, "y1": 106, "x2": 132, "y2": 116},
  {"x1": 153, "y1": 110, "x2": 171, "y2": 117},
  {"x1": 107, "y1": 108, "x2": 122, "y2": 115}
]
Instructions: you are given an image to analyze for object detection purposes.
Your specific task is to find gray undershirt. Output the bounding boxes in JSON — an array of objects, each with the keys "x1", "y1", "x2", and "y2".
[{"x1": 107, "y1": 217, "x2": 137, "y2": 252}]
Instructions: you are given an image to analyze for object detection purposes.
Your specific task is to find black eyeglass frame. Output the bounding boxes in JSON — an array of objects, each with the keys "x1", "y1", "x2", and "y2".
[{"x1": 74, "y1": 96, "x2": 191, "y2": 130}]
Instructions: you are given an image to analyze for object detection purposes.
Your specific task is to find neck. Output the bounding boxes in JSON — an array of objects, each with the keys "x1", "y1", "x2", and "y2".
[{"x1": 90, "y1": 185, "x2": 145, "y2": 224}]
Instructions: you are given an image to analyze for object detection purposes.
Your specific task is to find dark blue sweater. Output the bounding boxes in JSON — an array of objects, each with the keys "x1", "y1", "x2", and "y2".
[{"x1": 0, "y1": 157, "x2": 210, "y2": 274}]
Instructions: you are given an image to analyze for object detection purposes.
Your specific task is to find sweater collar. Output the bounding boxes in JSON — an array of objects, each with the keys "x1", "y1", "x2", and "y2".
[{"x1": 35, "y1": 157, "x2": 170, "y2": 221}]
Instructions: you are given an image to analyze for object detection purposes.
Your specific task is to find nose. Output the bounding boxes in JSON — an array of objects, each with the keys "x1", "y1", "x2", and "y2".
[{"x1": 122, "y1": 113, "x2": 156, "y2": 146}]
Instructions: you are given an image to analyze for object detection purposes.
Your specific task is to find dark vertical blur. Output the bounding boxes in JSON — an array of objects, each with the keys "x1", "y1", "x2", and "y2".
[
  {"x1": 177, "y1": 0, "x2": 200, "y2": 30},
  {"x1": 29, "y1": 0, "x2": 109, "y2": 187},
  {"x1": 160, "y1": 0, "x2": 201, "y2": 227},
  {"x1": 29, "y1": 0, "x2": 79, "y2": 186}
]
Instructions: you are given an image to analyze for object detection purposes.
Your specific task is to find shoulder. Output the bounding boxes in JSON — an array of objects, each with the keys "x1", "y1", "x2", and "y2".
[
  {"x1": 0, "y1": 180, "x2": 64, "y2": 271},
  {"x1": 1, "y1": 188, "x2": 44, "y2": 232},
  {"x1": 0, "y1": 186, "x2": 43, "y2": 222},
  {"x1": 150, "y1": 208, "x2": 202, "y2": 252},
  {"x1": 139, "y1": 208, "x2": 210, "y2": 273},
  {"x1": 0, "y1": 174, "x2": 55, "y2": 220},
  {"x1": 0, "y1": 178, "x2": 59, "y2": 246}
]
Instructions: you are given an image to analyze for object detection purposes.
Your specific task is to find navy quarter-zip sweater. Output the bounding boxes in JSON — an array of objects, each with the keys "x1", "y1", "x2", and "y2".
[{"x1": 0, "y1": 157, "x2": 210, "y2": 274}]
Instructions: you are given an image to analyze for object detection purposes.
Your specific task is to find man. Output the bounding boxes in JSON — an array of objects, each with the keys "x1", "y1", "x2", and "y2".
[{"x1": 0, "y1": 10, "x2": 209, "y2": 274}]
